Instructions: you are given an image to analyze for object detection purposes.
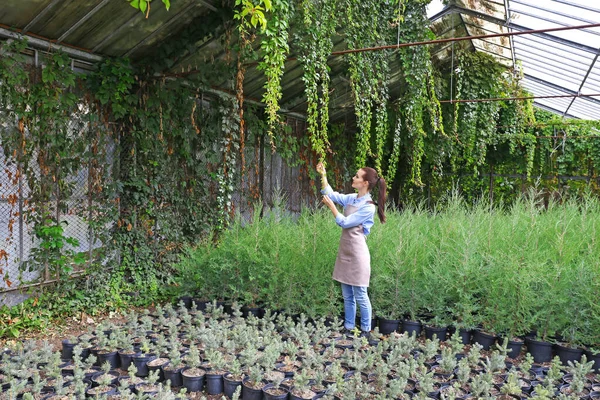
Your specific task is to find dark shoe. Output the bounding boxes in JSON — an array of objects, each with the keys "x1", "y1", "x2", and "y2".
[
  {"x1": 360, "y1": 330, "x2": 379, "y2": 346},
  {"x1": 343, "y1": 327, "x2": 359, "y2": 337}
]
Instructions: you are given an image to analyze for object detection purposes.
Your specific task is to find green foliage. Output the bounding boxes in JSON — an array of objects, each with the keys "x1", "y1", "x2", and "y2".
[
  {"x1": 127, "y1": 0, "x2": 171, "y2": 18},
  {"x1": 174, "y1": 192, "x2": 600, "y2": 345},
  {"x1": 257, "y1": 0, "x2": 293, "y2": 144},
  {"x1": 295, "y1": 0, "x2": 337, "y2": 163}
]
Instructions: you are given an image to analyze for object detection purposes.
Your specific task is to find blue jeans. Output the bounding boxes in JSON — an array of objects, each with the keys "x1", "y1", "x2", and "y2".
[{"x1": 341, "y1": 283, "x2": 372, "y2": 331}]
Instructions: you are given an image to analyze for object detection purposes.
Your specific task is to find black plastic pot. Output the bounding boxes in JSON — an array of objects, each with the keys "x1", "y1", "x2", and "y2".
[
  {"x1": 97, "y1": 350, "x2": 120, "y2": 370},
  {"x1": 457, "y1": 328, "x2": 472, "y2": 345},
  {"x1": 178, "y1": 295, "x2": 193, "y2": 308},
  {"x1": 61, "y1": 340, "x2": 76, "y2": 360},
  {"x1": 132, "y1": 353, "x2": 157, "y2": 377},
  {"x1": 205, "y1": 371, "x2": 225, "y2": 395},
  {"x1": 498, "y1": 337, "x2": 524, "y2": 358},
  {"x1": 554, "y1": 343, "x2": 583, "y2": 365},
  {"x1": 242, "y1": 305, "x2": 265, "y2": 318},
  {"x1": 424, "y1": 325, "x2": 448, "y2": 342},
  {"x1": 147, "y1": 358, "x2": 169, "y2": 382},
  {"x1": 163, "y1": 366, "x2": 184, "y2": 387},
  {"x1": 223, "y1": 374, "x2": 243, "y2": 399},
  {"x1": 378, "y1": 317, "x2": 400, "y2": 335},
  {"x1": 181, "y1": 367, "x2": 206, "y2": 392},
  {"x1": 118, "y1": 350, "x2": 140, "y2": 371},
  {"x1": 242, "y1": 377, "x2": 267, "y2": 400},
  {"x1": 525, "y1": 337, "x2": 553, "y2": 363},
  {"x1": 263, "y1": 383, "x2": 290, "y2": 400},
  {"x1": 402, "y1": 320, "x2": 423, "y2": 337},
  {"x1": 586, "y1": 349, "x2": 600, "y2": 372},
  {"x1": 471, "y1": 329, "x2": 497, "y2": 350}
]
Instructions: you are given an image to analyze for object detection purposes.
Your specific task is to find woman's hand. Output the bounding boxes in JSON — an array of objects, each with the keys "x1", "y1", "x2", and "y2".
[
  {"x1": 316, "y1": 162, "x2": 326, "y2": 176},
  {"x1": 323, "y1": 195, "x2": 338, "y2": 218},
  {"x1": 322, "y1": 195, "x2": 335, "y2": 210}
]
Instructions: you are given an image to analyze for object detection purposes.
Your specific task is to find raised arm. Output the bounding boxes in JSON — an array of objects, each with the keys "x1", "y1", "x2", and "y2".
[{"x1": 317, "y1": 162, "x2": 353, "y2": 206}]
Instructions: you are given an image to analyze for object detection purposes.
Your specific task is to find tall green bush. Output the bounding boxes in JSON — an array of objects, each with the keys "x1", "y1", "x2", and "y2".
[{"x1": 175, "y1": 191, "x2": 600, "y2": 348}]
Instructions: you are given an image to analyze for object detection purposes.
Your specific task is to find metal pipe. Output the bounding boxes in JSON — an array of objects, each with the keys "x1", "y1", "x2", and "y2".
[
  {"x1": 0, "y1": 25, "x2": 102, "y2": 63},
  {"x1": 439, "y1": 92, "x2": 600, "y2": 104},
  {"x1": 327, "y1": 22, "x2": 600, "y2": 57}
]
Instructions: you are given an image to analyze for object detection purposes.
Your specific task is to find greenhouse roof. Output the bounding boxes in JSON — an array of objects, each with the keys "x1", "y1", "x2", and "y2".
[
  {"x1": 428, "y1": 0, "x2": 600, "y2": 120},
  {"x1": 0, "y1": 0, "x2": 598, "y2": 120}
]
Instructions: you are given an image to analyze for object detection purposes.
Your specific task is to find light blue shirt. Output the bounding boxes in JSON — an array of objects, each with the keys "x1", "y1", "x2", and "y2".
[{"x1": 321, "y1": 184, "x2": 376, "y2": 236}]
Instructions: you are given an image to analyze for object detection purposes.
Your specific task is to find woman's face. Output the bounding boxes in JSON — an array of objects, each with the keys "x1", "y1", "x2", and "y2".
[{"x1": 351, "y1": 169, "x2": 368, "y2": 190}]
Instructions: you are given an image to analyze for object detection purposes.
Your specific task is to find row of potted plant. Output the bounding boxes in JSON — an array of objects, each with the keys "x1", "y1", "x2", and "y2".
[
  {"x1": 174, "y1": 196, "x2": 600, "y2": 365},
  {"x1": 2, "y1": 300, "x2": 600, "y2": 399}
]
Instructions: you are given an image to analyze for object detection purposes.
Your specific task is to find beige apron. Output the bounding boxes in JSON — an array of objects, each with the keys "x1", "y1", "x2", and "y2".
[{"x1": 332, "y1": 204, "x2": 371, "y2": 287}]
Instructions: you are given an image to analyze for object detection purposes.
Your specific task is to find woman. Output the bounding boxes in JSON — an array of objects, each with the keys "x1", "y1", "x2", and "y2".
[{"x1": 316, "y1": 162, "x2": 386, "y2": 338}]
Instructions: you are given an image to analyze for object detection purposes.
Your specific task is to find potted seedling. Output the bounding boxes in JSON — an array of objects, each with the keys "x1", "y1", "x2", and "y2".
[
  {"x1": 242, "y1": 364, "x2": 266, "y2": 400},
  {"x1": 163, "y1": 346, "x2": 185, "y2": 387},
  {"x1": 117, "y1": 332, "x2": 139, "y2": 371},
  {"x1": 118, "y1": 363, "x2": 144, "y2": 392},
  {"x1": 86, "y1": 368, "x2": 117, "y2": 397},
  {"x1": 135, "y1": 369, "x2": 161, "y2": 396},
  {"x1": 289, "y1": 369, "x2": 317, "y2": 400},
  {"x1": 224, "y1": 358, "x2": 244, "y2": 398},
  {"x1": 132, "y1": 339, "x2": 156, "y2": 377},
  {"x1": 204, "y1": 348, "x2": 227, "y2": 395},
  {"x1": 263, "y1": 377, "x2": 289, "y2": 400},
  {"x1": 91, "y1": 361, "x2": 119, "y2": 388},
  {"x1": 181, "y1": 344, "x2": 206, "y2": 392}
]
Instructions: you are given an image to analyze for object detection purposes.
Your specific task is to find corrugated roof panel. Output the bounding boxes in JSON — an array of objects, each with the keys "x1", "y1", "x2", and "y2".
[
  {"x1": 509, "y1": 0, "x2": 600, "y2": 49},
  {"x1": 568, "y1": 98, "x2": 600, "y2": 119}
]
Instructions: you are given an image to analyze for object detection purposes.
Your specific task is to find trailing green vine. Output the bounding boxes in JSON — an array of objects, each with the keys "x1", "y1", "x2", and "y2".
[
  {"x1": 343, "y1": 0, "x2": 394, "y2": 172},
  {"x1": 395, "y1": 0, "x2": 440, "y2": 187},
  {"x1": 257, "y1": 0, "x2": 293, "y2": 148},
  {"x1": 295, "y1": 0, "x2": 337, "y2": 163}
]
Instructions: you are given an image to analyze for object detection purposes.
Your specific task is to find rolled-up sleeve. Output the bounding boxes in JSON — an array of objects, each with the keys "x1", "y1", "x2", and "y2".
[
  {"x1": 335, "y1": 204, "x2": 376, "y2": 230},
  {"x1": 321, "y1": 184, "x2": 354, "y2": 207}
]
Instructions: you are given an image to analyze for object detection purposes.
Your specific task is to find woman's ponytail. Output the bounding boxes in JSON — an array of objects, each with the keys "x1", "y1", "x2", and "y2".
[
  {"x1": 377, "y1": 177, "x2": 386, "y2": 224},
  {"x1": 362, "y1": 167, "x2": 387, "y2": 223}
]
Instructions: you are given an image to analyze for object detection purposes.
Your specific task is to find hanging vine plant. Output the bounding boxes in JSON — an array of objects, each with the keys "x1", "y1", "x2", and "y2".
[
  {"x1": 497, "y1": 65, "x2": 536, "y2": 177},
  {"x1": 295, "y1": 0, "x2": 337, "y2": 164},
  {"x1": 257, "y1": 0, "x2": 293, "y2": 149},
  {"x1": 455, "y1": 51, "x2": 504, "y2": 174},
  {"x1": 343, "y1": 0, "x2": 394, "y2": 173},
  {"x1": 395, "y1": 0, "x2": 444, "y2": 187}
]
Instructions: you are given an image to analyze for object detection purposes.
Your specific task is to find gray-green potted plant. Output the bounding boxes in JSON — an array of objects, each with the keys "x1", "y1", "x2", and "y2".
[
  {"x1": 134, "y1": 369, "x2": 161, "y2": 396},
  {"x1": 204, "y1": 348, "x2": 228, "y2": 395},
  {"x1": 242, "y1": 364, "x2": 266, "y2": 400},
  {"x1": 181, "y1": 344, "x2": 206, "y2": 392},
  {"x1": 131, "y1": 339, "x2": 157, "y2": 377},
  {"x1": 224, "y1": 358, "x2": 244, "y2": 398}
]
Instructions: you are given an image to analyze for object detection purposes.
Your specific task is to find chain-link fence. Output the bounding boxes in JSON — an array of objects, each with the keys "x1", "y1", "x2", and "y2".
[
  {"x1": 0, "y1": 120, "x2": 322, "y2": 306},
  {"x1": 0, "y1": 133, "x2": 117, "y2": 306}
]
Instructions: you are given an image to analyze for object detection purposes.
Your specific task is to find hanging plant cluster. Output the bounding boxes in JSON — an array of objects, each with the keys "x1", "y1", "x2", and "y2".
[
  {"x1": 295, "y1": 0, "x2": 337, "y2": 164},
  {"x1": 454, "y1": 51, "x2": 505, "y2": 174},
  {"x1": 342, "y1": 0, "x2": 395, "y2": 174},
  {"x1": 395, "y1": 0, "x2": 444, "y2": 187},
  {"x1": 256, "y1": 0, "x2": 293, "y2": 149},
  {"x1": 0, "y1": 40, "x2": 92, "y2": 284}
]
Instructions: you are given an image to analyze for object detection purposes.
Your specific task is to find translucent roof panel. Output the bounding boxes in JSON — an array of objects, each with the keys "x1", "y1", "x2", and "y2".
[
  {"x1": 508, "y1": 0, "x2": 600, "y2": 120},
  {"x1": 429, "y1": 0, "x2": 600, "y2": 120}
]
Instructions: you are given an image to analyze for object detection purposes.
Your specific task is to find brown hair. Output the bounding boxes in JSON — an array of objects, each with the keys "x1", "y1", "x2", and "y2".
[{"x1": 361, "y1": 167, "x2": 386, "y2": 223}]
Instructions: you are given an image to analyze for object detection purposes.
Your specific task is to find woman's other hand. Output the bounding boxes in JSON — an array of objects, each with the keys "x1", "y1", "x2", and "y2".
[{"x1": 322, "y1": 195, "x2": 335, "y2": 210}]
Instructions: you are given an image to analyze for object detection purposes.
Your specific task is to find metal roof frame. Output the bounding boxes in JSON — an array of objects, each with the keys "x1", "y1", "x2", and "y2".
[{"x1": 428, "y1": 0, "x2": 600, "y2": 120}]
